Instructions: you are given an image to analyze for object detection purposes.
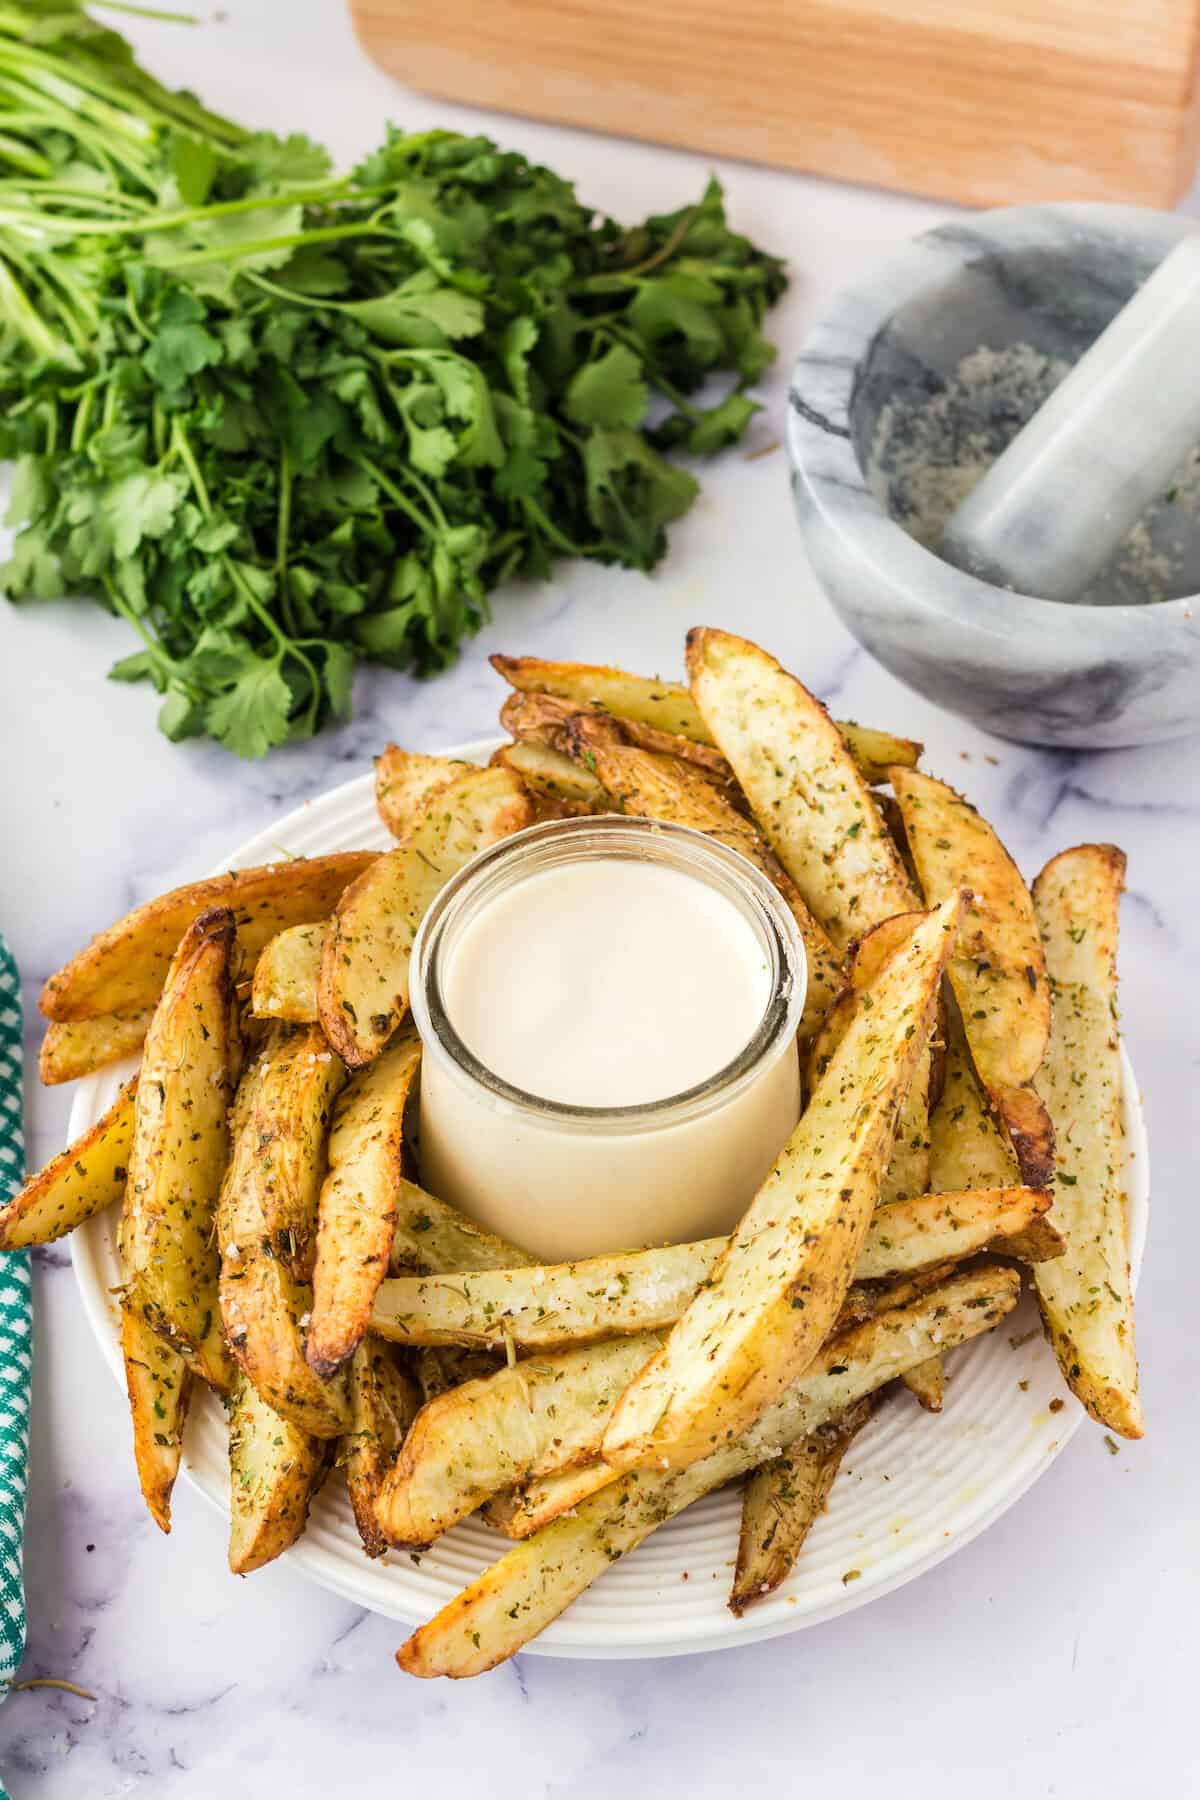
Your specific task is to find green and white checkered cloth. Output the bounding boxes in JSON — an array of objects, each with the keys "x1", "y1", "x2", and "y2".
[{"x1": 0, "y1": 938, "x2": 31, "y2": 1714}]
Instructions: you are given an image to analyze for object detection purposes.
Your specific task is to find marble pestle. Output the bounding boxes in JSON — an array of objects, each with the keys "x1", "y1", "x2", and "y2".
[{"x1": 939, "y1": 233, "x2": 1200, "y2": 602}]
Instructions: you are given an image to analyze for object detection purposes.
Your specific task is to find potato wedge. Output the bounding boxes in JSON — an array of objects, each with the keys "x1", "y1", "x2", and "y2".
[
  {"x1": 927, "y1": 991, "x2": 1021, "y2": 1192},
  {"x1": 730, "y1": 1396, "x2": 875, "y2": 1614},
  {"x1": 119, "y1": 909, "x2": 238, "y2": 1393},
  {"x1": 41, "y1": 852, "x2": 376, "y2": 1023},
  {"x1": 491, "y1": 653, "x2": 922, "y2": 787},
  {"x1": 39, "y1": 1010, "x2": 152, "y2": 1084},
  {"x1": 1031, "y1": 846, "x2": 1141, "y2": 1438},
  {"x1": 809, "y1": 913, "x2": 931, "y2": 1205},
  {"x1": 559, "y1": 722, "x2": 843, "y2": 1047},
  {"x1": 121, "y1": 1296, "x2": 191, "y2": 1534},
  {"x1": 341, "y1": 1338, "x2": 422, "y2": 1557},
  {"x1": 686, "y1": 629, "x2": 918, "y2": 948},
  {"x1": 603, "y1": 894, "x2": 961, "y2": 1474},
  {"x1": 218, "y1": 1030, "x2": 351, "y2": 1438},
  {"x1": 891, "y1": 767, "x2": 1054, "y2": 1185},
  {"x1": 0, "y1": 1076, "x2": 136, "y2": 1248},
  {"x1": 320, "y1": 767, "x2": 533, "y2": 1066},
  {"x1": 375, "y1": 746, "x2": 474, "y2": 841},
  {"x1": 227, "y1": 1372, "x2": 332, "y2": 1574},
  {"x1": 250, "y1": 923, "x2": 323, "y2": 1023},
  {"x1": 371, "y1": 1183, "x2": 1050, "y2": 1351},
  {"x1": 233, "y1": 1024, "x2": 345, "y2": 1283},
  {"x1": 389, "y1": 1178, "x2": 537, "y2": 1277},
  {"x1": 900, "y1": 1356, "x2": 945, "y2": 1412},
  {"x1": 307, "y1": 1028, "x2": 423, "y2": 1377},
  {"x1": 397, "y1": 1265, "x2": 1019, "y2": 1676},
  {"x1": 486, "y1": 1463, "x2": 621, "y2": 1539},
  {"x1": 491, "y1": 739, "x2": 608, "y2": 810},
  {"x1": 376, "y1": 1334, "x2": 660, "y2": 1546}
]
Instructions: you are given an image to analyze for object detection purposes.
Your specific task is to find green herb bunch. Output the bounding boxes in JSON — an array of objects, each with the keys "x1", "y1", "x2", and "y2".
[{"x1": 0, "y1": 4, "x2": 786, "y2": 755}]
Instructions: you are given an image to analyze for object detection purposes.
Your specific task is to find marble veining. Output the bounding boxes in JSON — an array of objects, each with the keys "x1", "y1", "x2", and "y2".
[{"x1": 0, "y1": 4, "x2": 1196, "y2": 1796}]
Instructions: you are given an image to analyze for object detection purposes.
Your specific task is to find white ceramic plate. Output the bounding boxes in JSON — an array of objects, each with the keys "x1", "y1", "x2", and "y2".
[{"x1": 68, "y1": 740, "x2": 1149, "y2": 1661}]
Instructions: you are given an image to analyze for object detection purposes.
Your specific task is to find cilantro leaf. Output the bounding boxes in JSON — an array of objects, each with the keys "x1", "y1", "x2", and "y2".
[{"x1": 205, "y1": 655, "x2": 293, "y2": 759}]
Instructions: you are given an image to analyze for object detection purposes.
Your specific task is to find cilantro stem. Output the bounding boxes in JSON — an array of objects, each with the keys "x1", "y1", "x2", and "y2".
[
  {"x1": 91, "y1": 2, "x2": 200, "y2": 21},
  {"x1": 170, "y1": 416, "x2": 211, "y2": 514},
  {"x1": 153, "y1": 222, "x2": 395, "y2": 271},
  {"x1": 579, "y1": 203, "x2": 701, "y2": 288},
  {"x1": 353, "y1": 453, "x2": 437, "y2": 539},
  {"x1": 275, "y1": 446, "x2": 296, "y2": 636}
]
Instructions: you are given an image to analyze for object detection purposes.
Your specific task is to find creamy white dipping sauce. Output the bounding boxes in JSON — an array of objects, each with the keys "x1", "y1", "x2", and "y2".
[
  {"x1": 413, "y1": 821, "x2": 804, "y2": 1263},
  {"x1": 440, "y1": 860, "x2": 771, "y2": 1108}
]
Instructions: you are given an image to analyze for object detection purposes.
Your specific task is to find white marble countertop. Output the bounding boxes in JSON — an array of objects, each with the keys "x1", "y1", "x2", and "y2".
[{"x1": 0, "y1": 4, "x2": 1196, "y2": 1794}]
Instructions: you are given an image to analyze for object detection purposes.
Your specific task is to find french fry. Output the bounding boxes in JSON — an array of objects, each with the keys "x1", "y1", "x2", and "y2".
[
  {"x1": 899, "y1": 1356, "x2": 945, "y2": 1412},
  {"x1": 559, "y1": 721, "x2": 844, "y2": 1048},
  {"x1": 250, "y1": 923, "x2": 323, "y2": 1022},
  {"x1": 320, "y1": 766, "x2": 533, "y2": 1066},
  {"x1": 218, "y1": 1030, "x2": 351, "y2": 1438},
  {"x1": 397, "y1": 1266, "x2": 1020, "y2": 1676},
  {"x1": 0, "y1": 1076, "x2": 136, "y2": 1248},
  {"x1": 119, "y1": 909, "x2": 238, "y2": 1393},
  {"x1": 491, "y1": 653, "x2": 922, "y2": 787},
  {"x1": 41, "y1": 852, "x2": 375, "y2": 1022},
  {"x1": 808, "y1": 912, "x2": 931, "y2": 1205},
  {"x1": 389, "y1": 1178, "x2": 537, "y2": 1277},
  {"x1": 501, "y1": 688, "x2": 739, "y2": 790},
  {"x1": 39, "y1": 1010, "x2": 152, "y2": 1084},
  {"x1": 1031, "y1": 845, "x2": 1141, "y2": 1438},
  {"x1": 485, "y1": 1462, "x2": 621, "y2": 1539},
  {"x1": 686, "y1": 629, "x2": 918, "y2": 948},
  {"x1": 376, "y1": 1333, "x2": 660, "y2": 1545},
  {"x1": 227, "y1": 1372, "x2": 332, "y2": 1574},
  {"x1": 491, "y1": 739, "x2": 608, "y2": 810},
  {"x1": 375, "y1": 746, "x2": 474, "y2": 840},
  {"x1": 891, "y1": 767, "x2": 1054, "y2": 1186},
  {"x1": 730, "y1": 1396, "x2": 876, "y2": 1614},
  {"x1": 603, "y1": 895, "x2": 961, "y2": 1475},
  {"x1": 121, "y1": 1297, "x2": 192, "y2": 1534},
  {"x1": 371, "y1": 1182, "x2": 1052, "y2": 1351},
  {"x1": 341, "y1": 1339, "x2": 422, "y2": 1557},
  {"x1": 928, "y1": 992, "x2": 1021, "y2": 1191},
  {"x1": 307, "y1": 1028, "x2": 422, "y2": 1377}
]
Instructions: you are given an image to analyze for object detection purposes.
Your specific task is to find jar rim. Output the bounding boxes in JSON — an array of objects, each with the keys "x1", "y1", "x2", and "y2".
[{"x1": 409, "y1": 814, "x2": 807, "y2": 1136}]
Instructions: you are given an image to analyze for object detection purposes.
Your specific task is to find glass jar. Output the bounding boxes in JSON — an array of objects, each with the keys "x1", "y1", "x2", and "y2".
[{"x1": 410, "y1": 815, "x2": 806, "y2": 1262}]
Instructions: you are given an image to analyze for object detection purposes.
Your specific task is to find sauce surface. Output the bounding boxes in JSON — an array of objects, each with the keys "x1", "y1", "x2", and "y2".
[{"x1": 440, "y1": 858, "x2": 771, "y2": 1107}]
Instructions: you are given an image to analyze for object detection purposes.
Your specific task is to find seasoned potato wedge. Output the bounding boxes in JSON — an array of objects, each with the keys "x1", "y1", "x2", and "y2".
[
  {"x1": 560, "y1": 721, "x2": 843, "y2": 1047},
  {"x1": 218, "y1": 1030, "x2": 351, "y2": 1438},
  {"x1": 731, "y1": 1396, "x2": 876, "y2": 1614},
  {"x1": 119, "y1": 909, "x2": 238, "y2": 1393},
  {"x1": 320, "y1": 766, "x2": 533, "y2": 1066},
  {"x1": 808, "y1": 912, "x2": 931, "y2": 1205},
  {"x1": 371, "y1": 1183, "x2": 1051, "y2": 1351},
  {"x1": 250, "y1": 923, "x2": 324, "y2": 1022},
  {"x1": 892, "y1": 767, "x2": 1053, "y2": 1185},
  {"x1": 390, "y1": 1179, "x2": 536, "y2": 1277},
  {"x1": 39, "y1": 1010, "x2": 152, "y2": 1084},
  {"x1": 486, "y1": 1463, "x2": 621, "y2": 1539},
  {"x1": 1032, "y1": 846, "x2": 1141, "y2": 1438},
  {"x1": 121, "y1": 1297, "x2": 191, "y2": 1534},
  {"x1": 341, "y1": 1338, "x2": 422, "y2": 1558},
  {"x1": 375, "y1": 746, "x2": 474, "y2": 841},
  {"x1": 491, "y1": 739, "x2": 608, "y2": 810},
  {"x1": 397, "y1": 1266, "x2": 1020, "y2": 1676},
  {"x1": 234, "y1": 1024, "x2": 345, "y2": 1282},
  {"x1": 928, "y1": 992, "x2": 1021, "y2": 1192},
  {"x1": 307, "y1": 1028, "x2": 422, "y2": 1376},
  {"x1": 0, "y1": 1076, "x2": 136, "y2": 1248},
  {"x1": 491, "y1": 653, "x2": 921, "y2": 787},
  {"x1": 227, "y1": 1372, "x2": 332, "y2": 1574},
  {"x1": 603, "y1": 895, "x2": 961, "y2": 1474},
  {"x1": 41, "y1": 852, "x2": 375, "y2": 1022},
  {"x1": 376, "y1": 1335, "x2": 660, "y2": 1546},
  {"x1": 686, "y1": 629, "x2": 918, "y2": 947},
  {"x1": 900, "y1": 1356, "x2": 945, "y2": 1412}
]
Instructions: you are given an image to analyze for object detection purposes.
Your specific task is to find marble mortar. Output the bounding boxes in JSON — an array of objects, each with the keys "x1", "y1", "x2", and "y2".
[{"x1": 787, "y1": 203, "x2": 1200, "y2": 748}]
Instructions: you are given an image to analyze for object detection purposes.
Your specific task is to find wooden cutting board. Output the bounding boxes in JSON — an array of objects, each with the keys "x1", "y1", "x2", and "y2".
[{"x1": 349, "y1": 0, "x2": 1200, "y2": 207}]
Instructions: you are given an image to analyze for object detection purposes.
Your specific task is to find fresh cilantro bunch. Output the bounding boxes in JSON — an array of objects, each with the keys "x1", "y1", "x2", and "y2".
[{"x1": 0, "y1": 5, "x2": 786, "y2": 755}]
